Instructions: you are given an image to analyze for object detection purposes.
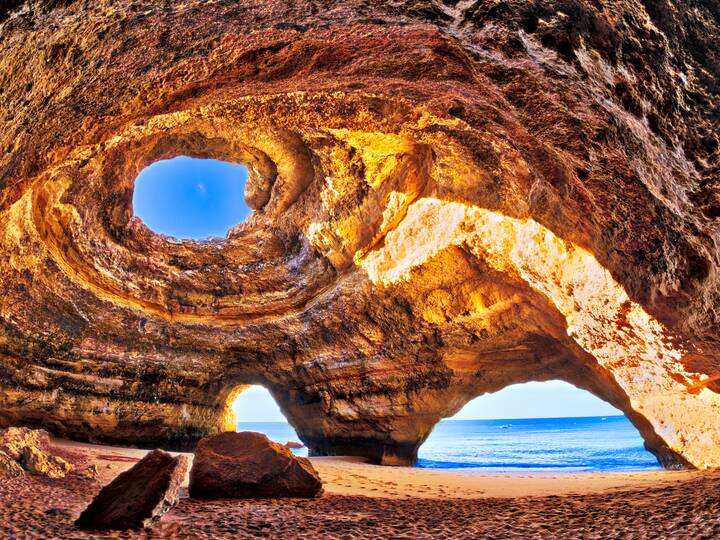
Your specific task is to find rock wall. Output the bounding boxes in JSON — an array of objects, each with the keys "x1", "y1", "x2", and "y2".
[{"x1": 0, "y1": 0, "x2": 718, "y2": 467}]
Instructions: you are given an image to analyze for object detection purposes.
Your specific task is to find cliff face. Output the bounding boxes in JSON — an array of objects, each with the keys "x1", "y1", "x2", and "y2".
[{"x1": 0, "y1": 0, "x2": 718, "y2": 467}]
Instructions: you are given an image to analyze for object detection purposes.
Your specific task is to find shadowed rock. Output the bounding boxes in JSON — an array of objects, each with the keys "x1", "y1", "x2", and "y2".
[
  {"x1": 189, "y1": 432, "x2": 323, "y2": 499},
  {"x1": 0, "y1": 450, "x2": 24, "y2": 477},
  {"x1": 75, "y1": 449, "x2": 188, "y2": 531}
]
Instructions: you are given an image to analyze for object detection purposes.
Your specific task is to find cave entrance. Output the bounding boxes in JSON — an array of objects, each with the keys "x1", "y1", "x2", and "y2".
[
  {"x1": 132, "y1": 156, "x2": 250, "y2": 240},
  {"x1": 418, "y1": 381, "x2": 661, "y2": 471},
  {"x1": 230, "y1": 385, "x2": 307, "y2": 456}
]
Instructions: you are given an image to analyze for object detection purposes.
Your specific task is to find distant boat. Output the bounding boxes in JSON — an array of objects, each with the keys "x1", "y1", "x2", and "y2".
[
  {"x1": 601, "y1": 417, "x2": 607, "y2": 420},
  {"x1": 499, "y1": 424, "x2": 512, "y2": 429}
]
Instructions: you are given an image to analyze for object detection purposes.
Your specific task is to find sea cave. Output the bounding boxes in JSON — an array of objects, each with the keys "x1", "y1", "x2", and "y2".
[{"x1": 1, "y1": 0, "x2": 719, "y2": 537}]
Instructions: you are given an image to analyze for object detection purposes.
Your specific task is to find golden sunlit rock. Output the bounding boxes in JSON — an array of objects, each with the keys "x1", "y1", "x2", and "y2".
[{"x1": 0, "y1": 0, "x2": 718, "y2": 469}]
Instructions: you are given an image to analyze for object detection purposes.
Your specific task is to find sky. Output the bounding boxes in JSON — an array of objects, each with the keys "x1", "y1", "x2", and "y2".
[
  {"x1": 233, "y1": 381, "x2": 621, "y2": 423},
  {"x1": 134, "y1": 157, "x2": 622, "y2": 423},
  {"x1": 132, "y1": 156, "x2": 251, "y2": 239}
]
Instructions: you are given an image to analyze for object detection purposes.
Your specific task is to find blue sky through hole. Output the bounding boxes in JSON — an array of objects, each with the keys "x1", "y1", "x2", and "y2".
[{"x1": 133, "y1": 156, "x2": 251, "y2": 239}]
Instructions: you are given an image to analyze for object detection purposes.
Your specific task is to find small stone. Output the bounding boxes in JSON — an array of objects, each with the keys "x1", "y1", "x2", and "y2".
[
  {"x1": 45, "y1": 507, "x2": 72, "y2": 518},
  {"x1": 0, "y1": 450, "x2": 24, "y2": 477},
  {"x1": 189, "y1": 432, "x2": 323, "y2": 499},
  {"x1": 78, "y1": 464, "x2": 99, "y2": 479},
  {"x1": 75, "y1": 449, "x2": 188, "y2": 530},
  {"x1": 21, "y1": 446, "x2": 73, "y2": 478},
  {"x1": 285, "y1": 441, "x2": 305, "y2": 449}
]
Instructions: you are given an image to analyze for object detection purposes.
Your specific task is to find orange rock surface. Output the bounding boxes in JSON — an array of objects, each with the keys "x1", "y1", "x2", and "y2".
[{"x1": 0, "y1": 0, "x2": 718, "y2": 467}]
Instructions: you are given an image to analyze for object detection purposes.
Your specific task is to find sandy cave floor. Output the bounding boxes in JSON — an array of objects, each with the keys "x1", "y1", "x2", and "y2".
[{"x1": 1, "y1": 439, "x2": 720, "y2": 539}]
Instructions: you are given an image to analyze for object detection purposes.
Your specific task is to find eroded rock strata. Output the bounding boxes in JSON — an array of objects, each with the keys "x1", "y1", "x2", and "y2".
[{"x1": 0, "y1": 0, "x2": 719, "y2": 467}]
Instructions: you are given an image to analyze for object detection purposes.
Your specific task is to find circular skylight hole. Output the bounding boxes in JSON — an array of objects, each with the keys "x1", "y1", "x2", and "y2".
[{"x1": 132, "y1": 156, "x2": 251, "y2": 240}]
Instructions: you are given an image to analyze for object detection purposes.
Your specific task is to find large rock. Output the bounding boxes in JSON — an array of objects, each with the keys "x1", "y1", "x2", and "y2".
[
  {"x1": 0, "y1": 427, "x2": 72, "y2": 478},
  {"x1": 189, "y1": 432, "x2": 323, "y2": 499},
  {"x1": 0, "y1": 427, "x2": 50, "y2": 461},
  {"x1": 75, "y1": 449, "x2": 188, "y2": 531},
  {"x1": 0, "y1": 0, "x2": 719, "y2": 470}
]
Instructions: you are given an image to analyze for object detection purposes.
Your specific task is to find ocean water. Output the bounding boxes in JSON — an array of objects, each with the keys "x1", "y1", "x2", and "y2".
[
  {"x1": 237, "y1": 415, "x2": 661, "y2": 472},
  {"x1": 416, "y1": 416, "x2": 661, "y2": 471}
]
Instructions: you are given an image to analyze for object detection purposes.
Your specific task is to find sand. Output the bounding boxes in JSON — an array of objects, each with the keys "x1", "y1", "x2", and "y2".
[
  {"x1": 1, "y1": 438, "x2": 719, "y2": 538},
  {"x1": 64, "y1": 438, "x2": 698, "y2": 499}
]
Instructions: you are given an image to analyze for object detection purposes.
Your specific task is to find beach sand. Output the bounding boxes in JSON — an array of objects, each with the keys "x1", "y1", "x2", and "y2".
[{"x1": 1, "y1": 438, "x2": 719, "y2": 538}]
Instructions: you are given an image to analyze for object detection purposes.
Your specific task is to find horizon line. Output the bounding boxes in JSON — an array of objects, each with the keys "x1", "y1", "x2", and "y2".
[{"x1": 236, "y1": 414, "x2": 627, "y2": 424}]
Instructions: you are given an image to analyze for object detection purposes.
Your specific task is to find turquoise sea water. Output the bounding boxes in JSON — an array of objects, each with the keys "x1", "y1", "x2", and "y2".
[{"x1": 237, "y1": 415, "x2": 661, "y2": 472}]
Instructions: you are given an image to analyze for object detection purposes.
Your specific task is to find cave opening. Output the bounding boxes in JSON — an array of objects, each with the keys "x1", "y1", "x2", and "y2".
[
  {"x1": 231, "y1": 385, "x2": 307, "y2": 456},
  {"x1": 132, "y1": 156, "x2": 251, "y2": 240},
  {"x1": 418, "y1": 381, "x2": 662, "y2": 471}
]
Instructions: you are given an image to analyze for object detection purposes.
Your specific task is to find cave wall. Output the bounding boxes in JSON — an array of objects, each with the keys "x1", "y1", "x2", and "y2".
[{"x1": 0, "y1": 0, "x2": 719, "y2": 467}]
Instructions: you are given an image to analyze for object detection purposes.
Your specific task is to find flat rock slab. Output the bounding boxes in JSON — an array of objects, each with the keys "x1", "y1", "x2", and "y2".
[
  {"x1": 75, "y1": 449, "x2": 188, "y2": 530},
  {"x1": 189, "y1": 432, "x2": 323, "y2": 499}
]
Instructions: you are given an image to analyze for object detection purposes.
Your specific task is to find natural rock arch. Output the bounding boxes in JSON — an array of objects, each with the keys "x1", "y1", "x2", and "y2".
[{"x1": 0, "y1": 0, "x2": 719, "y2": 468}]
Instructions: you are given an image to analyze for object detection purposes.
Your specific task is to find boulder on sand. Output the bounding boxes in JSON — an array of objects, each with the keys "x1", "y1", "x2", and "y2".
[
  {"x1": 21, "y1": 446, "x2": 73, "y2": 478},
  {"x1": 0, "y1": 427, "x2": 50, "y2": 461},
  {"x1": 75, "y1": 449, "x2": 188, "y2": 530},
  {"x1": 189, "y1": 432, "x2": 323, "y2": 499},
  {"x1": 0, "y1": 426, "x2": 72, "y2": 478}
]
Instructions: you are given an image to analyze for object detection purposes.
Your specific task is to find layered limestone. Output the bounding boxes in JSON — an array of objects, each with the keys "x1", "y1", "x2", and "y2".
[{"x1": 0, "y1": 0, "x2": 719, "y2": 467}]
